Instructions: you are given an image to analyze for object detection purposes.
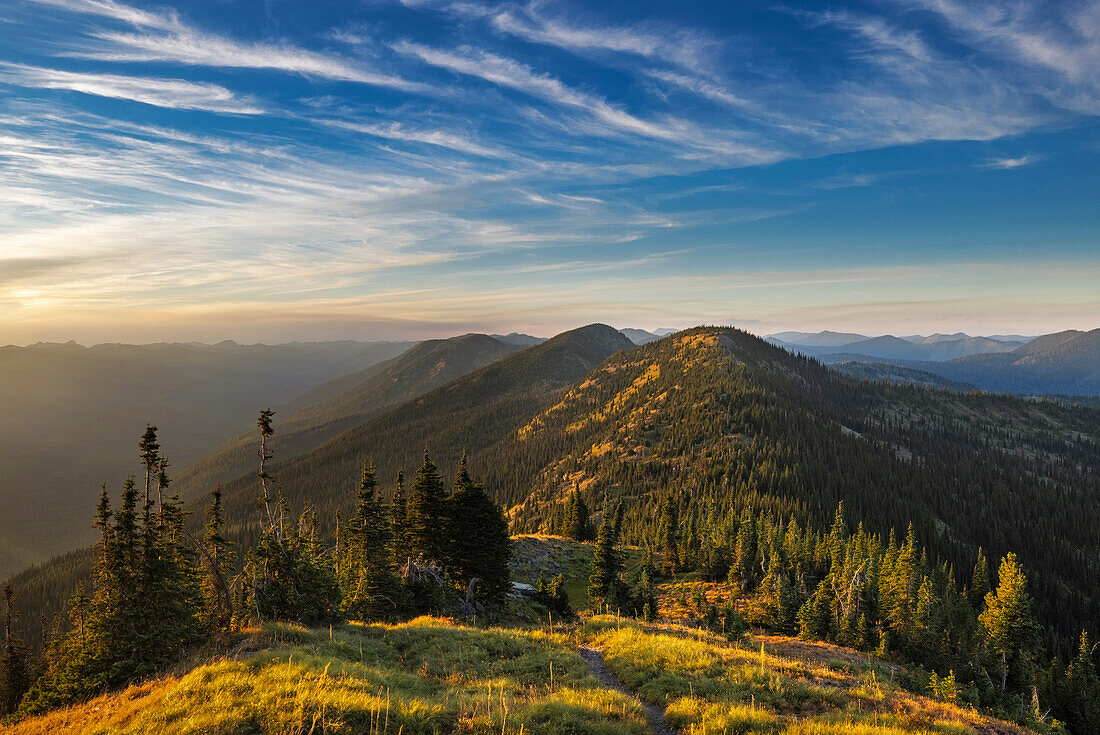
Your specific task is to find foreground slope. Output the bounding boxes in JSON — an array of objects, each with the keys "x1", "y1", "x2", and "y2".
[
  {"x1": 4, "y1": 615, "x2": 1033, "y2": 735},
  {"x1": 506, "y1": 328, "x2": 1099, "y2": 636}
]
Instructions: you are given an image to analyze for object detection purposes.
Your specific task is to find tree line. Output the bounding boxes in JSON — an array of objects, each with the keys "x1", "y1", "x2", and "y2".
[
  {"x1": 1, "y1": 414, "x2": 511, "y2": 719},
  {"x1": 576, "y1": 496, "x2": 1099, "y2": 734}
]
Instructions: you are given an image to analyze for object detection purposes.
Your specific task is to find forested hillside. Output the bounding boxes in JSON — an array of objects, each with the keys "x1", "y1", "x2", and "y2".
[
  {"x1": 169, "y1": 333, "x2": 524, "y2": 504},
  {"x1": 506, "y1": 329, "x2": 1099, "y2": 640},
  {"x1": 12, "y1": 326, "x2": 1097, "y2": 652}
]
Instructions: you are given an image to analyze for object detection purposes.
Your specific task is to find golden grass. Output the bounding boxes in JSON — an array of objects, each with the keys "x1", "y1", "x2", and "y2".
[
  {"x1": 7, "y1": 614, "x2": 1032, "y2": 735},
  {"x1": 8, "y1": 617, "x2": 650, "y2": 735},
  {"x1": 578, "y1": 617, "x2": 1031, "y2": 735},
  {"x1": 0, "y1": 679, "x2": 178, "y2": 735}
]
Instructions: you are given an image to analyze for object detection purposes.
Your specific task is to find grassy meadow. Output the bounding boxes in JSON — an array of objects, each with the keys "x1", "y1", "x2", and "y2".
[{"x1": 4, "y1": 537, "x2": 1037, "y2": 735}]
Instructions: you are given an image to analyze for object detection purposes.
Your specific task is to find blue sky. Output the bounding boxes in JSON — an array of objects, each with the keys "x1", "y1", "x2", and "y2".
[{"x1": 1, "y1": 0, "x2": 1097, "y2": 343}]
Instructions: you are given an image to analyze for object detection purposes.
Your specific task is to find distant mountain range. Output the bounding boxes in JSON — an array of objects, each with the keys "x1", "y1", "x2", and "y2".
[
  {"x1": 2, "y1": 322, "x2": 1095, "y2": 592},
  {"x1": 767, "y1": 328, "x2": 1100, "y2": 397},
  {"x1": 619, "y1": 327, "x2": 679, "y2": 345},
  {"x1": 766, "y1": 332, "x2": 1027, "y2": 361}
]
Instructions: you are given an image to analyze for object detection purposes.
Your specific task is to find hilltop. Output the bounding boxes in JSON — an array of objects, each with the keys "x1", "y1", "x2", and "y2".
[
  {"x1": 501, "y1": 328, "x2": 1098, "y2": 636},
  {"x1": 4, "y1": 617, "x2": 1035, "y2": 735}
]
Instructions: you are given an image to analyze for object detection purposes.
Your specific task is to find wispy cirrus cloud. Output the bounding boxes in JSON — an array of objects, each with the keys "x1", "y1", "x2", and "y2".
[
  {"x1": 27, "y1": 0, "x2": 434, "y2": 93},
  {"x1": 321, "y1": 119, "x2": 508, "y2": 159},
  {"x1": 895, "y1": 0, "x2": 1100, "y2": 114},
  {"x1": 0, "y1": 63, "x2": 263, "y2": 113},
  {"x1": 393, "y1": 41, "x2": 686, "y2": 141}
]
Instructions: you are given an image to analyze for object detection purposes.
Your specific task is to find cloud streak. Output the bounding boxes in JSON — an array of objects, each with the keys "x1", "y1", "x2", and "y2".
[
  {"x1": 0, "y1": 63, "x2": 263, "y2": 113},
  {"x1": 29, "y1": 0, "x2": 433, "y2": 93}
]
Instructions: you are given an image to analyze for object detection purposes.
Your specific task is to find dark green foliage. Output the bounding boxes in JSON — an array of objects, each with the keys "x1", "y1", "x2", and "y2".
[
  {"x1": 632, "y1": 553, "x2": 659, "y2": 622},
  {"x1": 406, "y1": 451, "x2": 448, "y2": 563},
  {"x1": 340, "y1": 463, "x2": 400, "y2": 621},
  {"x1": 722, "y1": 599, "x2": 748, "y2": 641},
  {"x1": 970, "y1": 548, "x2": 990, "y2": 612},
  {"x1": 19, "y1": 429, "x2": 203, "y2": 715},
  {"x1": 246, "y1": 513, "x2": 338, "y2": 627},
  {"x1": 1057, "y1": 631, "x2": 1100, "y2": 734},
  {"x1": 587, "y1": 505, "x2": 629, "y2": 610},
  {"x1": 444, "y1": 456, "x2": 512, "y2": 604},
  {"x1": 390, "y1": 471, "x2": 410, "y2": 564},
  {"x1": 659, "y1": 495, "x2": 680, "y2": 574},
  {"x1": 0, "y1": 586, "x2": 30, "y2": 715},
  {"x1": 199, "y1": 487, "x2": 234, "y2": 631},
  {"x1": 564, "y1": 493, "x2": 593, "y2": 541},
  {"x1": 245, "y1": 410, "x2": 337, "y2": 626},
  {"x1": 533, "y1": 573, "x2": 573, "y2": 618}
]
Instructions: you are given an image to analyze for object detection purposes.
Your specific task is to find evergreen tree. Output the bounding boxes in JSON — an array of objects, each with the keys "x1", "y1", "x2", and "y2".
[
  {"x1": 390, "y1": 472, "x2": 410, "y2": 564},
  {"x1": 138, "y1": 424, "x2": 161, "y2": 507},
  {"x1": 256, "y1": 409, "x2": 279, "y2": 538},
  {"x1": 979, "y1": 553, "x2": 1040, "y2": 693},
  {"x1": 444, "y1": 456, "x2": 512, "y2": 605},
  {"x1": 0, "y1": 586, "x2": 29, "y2": 716},
  {"x1": 565, "y1": 493, "x2": 592, "y2": 541},
  {"x1": 200, "y1": 487, "x2": 233, "y2": 631},
  {"x1": 588, "y1": 505, "x2": 627, "y2": 610},
  {"x1": 1061, "y1": 631, "x2": 1100, "y2": 733},
  {"x1": 342, "y1": 463, "x2": 400, "y2": 621},
  {"x1": 970, "y1": 548, "x2": 990, "y2": 612},
  {"x1": 406, "y1": 451, "x2": 447, "y2": 562},
  {"x1": 21, "y1": 430, "x2": 205, "y2": 714},
  {"x1": 659, "y1": 495, "x2": 680, "y2": 574}
]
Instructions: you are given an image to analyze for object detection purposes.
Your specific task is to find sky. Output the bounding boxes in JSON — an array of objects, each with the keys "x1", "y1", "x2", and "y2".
[{"x1": 1, "y1": 0, "x2": 1098, "y2": 344}]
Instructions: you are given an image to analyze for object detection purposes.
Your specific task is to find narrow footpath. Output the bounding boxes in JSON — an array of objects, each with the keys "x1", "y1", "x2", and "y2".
[{"x1": 578, "y1": 646, "x2": 676, "y2": 735}]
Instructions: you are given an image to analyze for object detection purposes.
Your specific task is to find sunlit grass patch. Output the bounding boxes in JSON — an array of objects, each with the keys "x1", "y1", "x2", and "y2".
[
  {"x1": 22, "y1": 617, "x2": 650, "y2": 735},
  {"x1": 584, "y1": 619, "x2": 847, "y2": 717},
  {"x1": 519, "y1": 687, "x2": 649, "y2": 735},
  {"x1": 665, "y1": 696, "x2": 781, "y2": 733}
]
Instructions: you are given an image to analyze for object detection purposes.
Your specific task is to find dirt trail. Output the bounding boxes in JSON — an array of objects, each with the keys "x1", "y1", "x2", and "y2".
[{"x1": 579, "y1": 646, "x2": 676, "y2": 735}]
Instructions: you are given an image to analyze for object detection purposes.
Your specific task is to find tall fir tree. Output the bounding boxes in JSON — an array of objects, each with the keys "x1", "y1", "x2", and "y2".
[
  {"x1": 444, "y1": 456, "x2": 512, "y2": 604},
  {"x1": 970, "y1": 548, "x2": 990, "y2": 612},
  {"x1": 138, "y1": 424, "x2": 161, "y2": 507},
  {"x1": 342, "y1": 462, "x2": 400, "y2": 621},
  {"x1": 390, "y1": 471, "x2": 410, "y2": 564},
  {"x1": 200, "y1": 487, "x2": 234, "y2": 631},
  {"x1": 406, "y1": 451, "x2": 447, "y2": 562},
  {"x1": 565, "y1": 493, "x2": 592, "y2": 542},
  {"x1": 1060, "y1": 631, "x2": 1100, "y2": 734},
  {"x1": 588, "y1": 504, "x2": 627, "y2": 609}
]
